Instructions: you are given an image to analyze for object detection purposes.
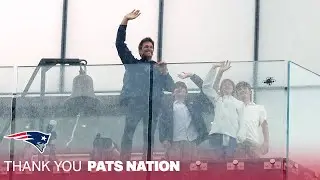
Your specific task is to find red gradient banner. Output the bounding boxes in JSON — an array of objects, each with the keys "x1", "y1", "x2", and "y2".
[{"x1": 0, "y1": 152, "x2": 319, "y2": 180}]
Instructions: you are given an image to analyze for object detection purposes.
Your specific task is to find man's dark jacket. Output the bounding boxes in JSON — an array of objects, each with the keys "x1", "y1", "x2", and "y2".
[
  {"x1": 115, "y1": 25, "x2": 174, "y2": 105},
  {"x1": 158, "y1": 74, "x2": 212, "y2": 145}
]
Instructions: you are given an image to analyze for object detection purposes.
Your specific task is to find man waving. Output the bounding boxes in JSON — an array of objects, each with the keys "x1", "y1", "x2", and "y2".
[{"x1": 115, "y1": 9, "x2": 174, "y2": 161}]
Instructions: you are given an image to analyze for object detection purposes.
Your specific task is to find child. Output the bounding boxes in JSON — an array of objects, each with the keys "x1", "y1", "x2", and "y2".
[
  {"x1": 235, "y1": 81, "x2": 269, "y2": 159},
  {"x1": 202, "y1": 61, "x2": 245, "y2": 160},
  {"x1": 159, "y1": 75, "x2": 210, "y2": 162}
]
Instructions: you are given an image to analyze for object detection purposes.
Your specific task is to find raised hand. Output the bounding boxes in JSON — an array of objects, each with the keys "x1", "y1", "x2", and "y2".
[
  {"x1": 156, "y1": 61, "x2": 168, "y2": 75},
  {"x1": 212, "y1": 61, "x2": 224, "y2": 68},
  {"x1": 178, "y1": 72, "x2": 194, "y2": 79},
  {"x1": 219, "y1": 60, "x2": 231, "y2": 72},
  {"x1": 125, "y1": 9, "x2": 141, "y2": 20}
]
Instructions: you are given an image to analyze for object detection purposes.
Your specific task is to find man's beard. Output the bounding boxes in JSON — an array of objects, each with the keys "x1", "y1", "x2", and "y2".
[{"x1": 141, "y1": 53, "x2": 152, "y2": 60}]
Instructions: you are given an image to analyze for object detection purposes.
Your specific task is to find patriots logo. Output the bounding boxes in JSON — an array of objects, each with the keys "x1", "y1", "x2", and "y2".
[{"x1": 5, "y1": 131, "x2": 51, "y2": 153}]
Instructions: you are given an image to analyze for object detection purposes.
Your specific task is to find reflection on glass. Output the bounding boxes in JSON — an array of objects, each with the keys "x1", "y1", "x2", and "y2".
[
  {"x1": 0, "y1": 67, "x2": 14, "y2": 166},
  {"x1": 156, "y1": 61, "x2": 285, "y2": 163},
  {"x1": 11, "y1": 61, "x2": 288, "y2": 162},
  {"x1": 289, "y1": 62, "x2": 320, "y2": 173},
  {"x1": 1, "y1": 60, "x2": 317, "y2": 176}
]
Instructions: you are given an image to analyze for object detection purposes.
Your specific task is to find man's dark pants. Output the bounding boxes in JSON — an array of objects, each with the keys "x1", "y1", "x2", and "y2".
[{"x1": 120, "y1": 97, "x2": 161, "y2": 161}]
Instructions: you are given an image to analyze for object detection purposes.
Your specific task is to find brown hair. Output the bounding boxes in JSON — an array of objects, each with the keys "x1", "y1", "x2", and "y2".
[
  {"x1": 235, "y1": 81, "x2": 252, "y2": 100},
  {"x1": 235, "y1": 81, "x2": 252, "y2": 91},
  {"x1": 174, "y1": 81, "x2": 188, "y2": 92},
  {"x1": 220, "y1": 79, "x2": 235, "y2": 96},
  {"x1": 138, "y1": 37, "x2": 154, "y2": 50}
]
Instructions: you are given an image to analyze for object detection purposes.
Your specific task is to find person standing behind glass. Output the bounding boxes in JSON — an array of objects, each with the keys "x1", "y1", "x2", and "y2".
[
  {"x1": 159, "y1": 75, "x2": 211, "y2": 162},
  {"x1": 46, "y1": 120, "x2": 57, "y2": 161},
  {"x1": 235, "y1": 81, "x2": 269, "y2": 159},
  {"x1": 115, "y1": 10, "x2": 175, "y2": 161},
  {"x1": 202, "y1": 61, "x2": 245, "y2": 160}
]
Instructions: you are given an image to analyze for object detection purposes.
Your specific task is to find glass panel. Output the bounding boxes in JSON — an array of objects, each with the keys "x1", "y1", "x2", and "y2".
[
  {"x1": 256, "y1": 60, "x2": 287, "y2": 87},
  {"x1": 64, "y1": 65, "x2": 125, "y2": 93},
  {"x1": 255, "y1": 60, "x2": 288, "y2": 158},
  {"x1": 13, "y1": 65, "x2": 65, "y2": 176},
  {"x1": 162, "y1": 0, "x2": 255, "y2": 62},
  {"x1": 16, "y1": 66, "x2": 61, "y2": 93},
  {"x1": 0, "y1": 67, "x2": 16, "y2": 94},
  {"x1": 66, "y1": 0, "x2": 159, "y2": 64},
  {"x1": 14, "y1": 64, "x2": 149, "y2": 166},
  {"x1": 288, "y1": 61, "x2": 320, "y2": 175},
  {"x1": 154, "y1": 61, "x2": 288, "y2": 165},
  {"x1": 0, "y1": 0, "x2": 63, "y2": 66},
  {"x1": 0, "y1": 67, "x2": 14, "y2": 179},
  {"x1": 10, "y1": 61, "x2": 320, "y2": 178}
]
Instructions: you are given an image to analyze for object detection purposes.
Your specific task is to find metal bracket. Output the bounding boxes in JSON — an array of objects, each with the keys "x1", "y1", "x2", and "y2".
[
  {"x1": 227, "y1": 160, "x2": 244, "y2": 170},
  {"x1": 190, "y1": 161, "x2": 208, "y2": 171},
  {"x1": 264, "y1": 159, "x2": 282, "y2": 169}
]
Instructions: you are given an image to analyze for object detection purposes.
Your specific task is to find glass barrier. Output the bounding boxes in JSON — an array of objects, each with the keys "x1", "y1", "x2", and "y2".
[
  {"x1": 4, "y1": 60, "x2": 318, "y2": 178},
  {"x1": 288, "y1": 61, "x2": 320, "y2": 176},
  {"x1": 14, "y1": 65, "x2": 62, "y2": 166},
  {"x1": 14, "y1": 64, "x2": 151, "y2": 165},
  {"x1": 0, "y1": 66, "x2": 14, "y2": 178},
  {"x1": 255, "y1": 60, "x2": 289, "y2": 159}
]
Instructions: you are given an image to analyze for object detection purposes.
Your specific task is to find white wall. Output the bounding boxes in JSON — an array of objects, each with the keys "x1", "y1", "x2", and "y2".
[
  {"x1": 0, "y1": 0, "x2": 63, "y2": 93},
  {"x1": 0, "y1": 0, "x2": 63, "y2": 66},
  {"x1": 162, "y1": 0, "x2": 256, "y2": 62},
  {"x1": 1, "y1": 0, "x2": 320, "y2": 74},
  {"x1": 259, "y1": 0, "x2": 320, "y2": 74},
  {"x1": 66, "y1": 0, "x2": 159, "y2": 64}
]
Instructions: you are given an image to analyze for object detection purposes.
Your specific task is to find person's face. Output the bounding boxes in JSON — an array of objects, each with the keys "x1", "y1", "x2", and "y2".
[
  {"x1": 173, "y1": 87, "x2": 188, "y2": 101},
  {"x1": 221, "y1": 80, "x2": 234, "y2": 95},
  {"x1": 47, "y1": 124, "x2": 55, "y2": 131},
  {"x1": 236, "y1": 87, "x2": 251, "y2": 102},
  {"x1": 139, "y1": 41, "x2": 153, "y2": 60}
]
